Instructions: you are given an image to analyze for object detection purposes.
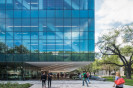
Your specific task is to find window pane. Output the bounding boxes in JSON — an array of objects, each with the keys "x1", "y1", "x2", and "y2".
[
  {"x1": 31, "y1": 10, "x2": 38, "y2": 18},
  {"x1": 31, "y1": 40, "x2": 39, "y2": 53},
  {"x1": 0, "y1": 0, "x2": 6, "y2": 9},
  {"x1": 31, "y1": 54, "x2": 39, "y2": 61},
  {"x1": 80, "y1": 40, "x2": 89, "y2": 53},
  {"x1": 14, "y1": 19, "x2": 21, "y2": 31},
  {"x1": 80, "y1": 19, "x2": 88, "y2": 31},
  {"x1": 72, "y1": 54, "x2": 80, "y2": 61},
  {"x1": 6, "y1": 10, "x2": 13, "y2": 18},
  {"x1": 47, "y1": 18, "x2": 55, "y2": 31},
  {"x1": 14, "y1": 10, "x2": 22, "y2": 18},
  {"x1": 64, "y1": 40, "x2": 71, "y2": 53},
  {"x1": 31, "y1": 19, "x2": 39, "y2": 31},
  {"x1": 72, "y1": 32, "x2": 79, "y2": 39},
  {"x1": 88, "y1": 0, "x2": 94, "y2": 9},
  {"x1": 88, "y1": 32, "x2": 94, "y2": 39},
  {"x1": 56, "y1": 40, "x2": 63, "y2": 52},
  {"x1": 39, "y1": 40, "x2": 46, "y2": 53},
  {"x1": 0, "y1": 11, "x2": 5, "y2": 18},
  {"x1": 6, "y1": 40, "x2": 14, "y2": 53},
  {"x1": 6, "y1": 19, "x2": 13, "y2": 31},
  {"x1": 0, "y1": 32, "x2": 5, "y2": 39},
  {"x1": 56, "y1": 10, "x2": 63, "y2": 18},
  {"x1": 31, "y1": 0, "x2": 39, "y2": 9},
  {"x1": 22, "y1": 32, "x2": 30, "y2": 39},
  {"x1": 80, "y1": 0, "x2": 88, "y2": 10},
  {"x1": 39, "y1": 10, "x2": 46, "y2": 17},
  {"x1": 64, "y1": 10, "x2": 71, "y2": 18},
  {"x1": 72, "y1": 19, "x2": 79, "y2": 31},
  {"x1": 47, "y1": 32, "x2": 55, "y2": 39},
  {"x1": 80, "y1": 10, "x2": 89, "y2": 18},
  {"x1": 88, "y1": 39, "x2": 94, "y2": 52},
  {"x1": 64, "y1": 0, "x2": 71, "y2": 9},
  {"x1": 6, "y1": 0, "x2": 13, "y2": 10},
  {"x1": 39, "y1": 32, "x2": 46, "y2": 39},
  {"x1": 14, "y1": 32, "x2": 22, "y2": 39},
  {"x1": 47, "y1": 40, "x2": 55, "y2": 52},
  {"x1": 72, "y1": 40, "x2": 79, "y2": 53},
  {"x1": 23, "y1": 40, "x2": 30, "y2": 53},
  {"x1": 6, "y1": 54, "x2": 13, "y2": 61},
  {"x1": 14, "y1": 0, "x2": 22, "y2": 9},
  {"x1": 39, "y1": 18, "x2": 46, "y2": 31},
  {"x1": 72, "y1": 0, "x2": 80, "y2": 10},
  {"x1": 39, "y1": 54, "x2": 47, "y2": 61},
  {"x1": 64, "y1": 19, "x2": 71, "y2": 32},
  {"x1": 88, "y1": 19, "x2": 94, "y2": 31},
  {"x1": 56, "y1": 19, "x2": 63, "y2": 31},
  {"x1": 80, "y1": 32, "x2": 88, "y2": 39},
  {"x1": 22, "y1": 19, "x2": 30, "y2": 31},
  {"x1": 47, "y1": 0, "x2": 55, "y2": 9},
  {"x1": 55, "y1": 0, "x2": 63, "y2": 9},
  {"x1": 14, "y1": 54, "x2": 23, "y2": 61},
  {"x1": 6, "y1": 32, "x2": 13, "y2": 39},
  {"x1": 31, "y1": 32, "x2": 38, "y2": 39},
  {"x1": 56, "y1": 32, "x2": 63, "y2": 40},
  {"x1": 0, "y1": 40, "x2": 6, "y2": 53}
]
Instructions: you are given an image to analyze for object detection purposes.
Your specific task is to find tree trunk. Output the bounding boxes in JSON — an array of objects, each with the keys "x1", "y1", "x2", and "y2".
[{"x1": 125, "y1": 65, "x2": 132, "y2": 79}]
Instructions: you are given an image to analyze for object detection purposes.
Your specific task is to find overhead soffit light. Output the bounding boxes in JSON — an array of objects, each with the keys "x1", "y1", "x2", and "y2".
[{"x1": 8, "y1": 26, "x2": 77, "y2": 27}]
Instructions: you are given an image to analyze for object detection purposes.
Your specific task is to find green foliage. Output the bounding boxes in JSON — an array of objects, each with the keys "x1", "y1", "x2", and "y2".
[
  {"x1": 0, "y1": 82, "x2": 32, "y2": 88},
  {"x1": 97, "y1": 25, "x2": 133, "y2": 79},
  {"x1": 78, "y1": 59, "x2": 101, "y2": 74}
]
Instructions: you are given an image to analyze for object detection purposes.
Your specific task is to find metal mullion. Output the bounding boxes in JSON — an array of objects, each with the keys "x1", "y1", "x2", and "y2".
[
  {"x1": 46, "y1": 0, "x2": 48, "y2": 61},
  {"x1": 30, "y1": 0, "x2": 31, "y2": 61},
  {"x1": 70, "y1": 0, "x2": 73, "y2": 61},
  {"x1": 38, "y1": 0, "x2": 39, "y2": 62},
  {"x1": 63, "y1": 0, "x2": 64, "y2": 61}
]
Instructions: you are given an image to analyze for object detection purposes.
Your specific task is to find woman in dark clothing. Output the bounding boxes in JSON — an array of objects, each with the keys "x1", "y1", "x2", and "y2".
[
  {"x1": 57, "y1": 73, "x2": 60, "y2": 80},
  {"x1": 48, "y1": 71, "x2": 53, "y2": 88},
  {"x1": 41, "y1": 72, "x2": 47, "y2": 88}
]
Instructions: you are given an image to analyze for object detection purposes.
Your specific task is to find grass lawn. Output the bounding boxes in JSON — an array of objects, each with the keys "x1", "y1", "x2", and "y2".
[
  {"x1": 0, "y1": 82, "x2": 32, "y2": 88},
  {"x1": 103, "y1": 76, "x2": 133, "y2": 86}
]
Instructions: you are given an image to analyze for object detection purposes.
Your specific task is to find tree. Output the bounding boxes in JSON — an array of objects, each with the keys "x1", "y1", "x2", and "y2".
[
  {"x1": 14, "y1": 45, "x2": 29, "y2": 53},
  {"x1": 97, "y1": 26, "x2": 133, "y2": 79},
  {"x1": 78, "y1": 59, "x2": 101, "y2": 75},
  {"x1": 0, "y1": 42, "x2": 8, "y2": 53},
  {"x1": 101, "y1": 55, "x2": 121, "y2": 75}
]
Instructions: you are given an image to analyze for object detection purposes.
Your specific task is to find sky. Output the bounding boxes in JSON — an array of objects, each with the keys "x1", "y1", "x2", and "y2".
[{"x1": 95, "y1": 0, "x2": 133, "y2": 52}]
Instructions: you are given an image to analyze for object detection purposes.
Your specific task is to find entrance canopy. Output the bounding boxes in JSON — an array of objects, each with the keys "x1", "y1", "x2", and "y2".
[{"x1": 26, "y1": 62, "x2": 92, "y2": 72}]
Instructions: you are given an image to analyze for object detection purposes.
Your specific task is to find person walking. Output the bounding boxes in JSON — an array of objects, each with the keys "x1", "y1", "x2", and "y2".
[
  {"x1": 48, "y1": 71, "x2": 53, "y2": 88},
  {"x1": 57, "y1": 73, "x2": 60, "y2": 80},
  {"x1": 78, "y1": 73, "x2": 82, "y2": 79},
  {"x1": 41, "y1": 72, "x2": 47, "y2": 88},
  {"x1": 82, "y1": 71, "x2": 89, "y2": 87},
  {"x1": 113, "y1": 72, "x2": 124, "y2": 88},
  {"x1": 87, "y1": 72, "x2": 91, "y2": 84}
]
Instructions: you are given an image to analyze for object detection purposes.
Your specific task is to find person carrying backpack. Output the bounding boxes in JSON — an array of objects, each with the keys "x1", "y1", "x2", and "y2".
[
  {"x1": 41, "y1": 72, "x2": 47, "y2": 88},
  {"x1": 82, "y1": 71, "x2": 89, "y2": 87}
]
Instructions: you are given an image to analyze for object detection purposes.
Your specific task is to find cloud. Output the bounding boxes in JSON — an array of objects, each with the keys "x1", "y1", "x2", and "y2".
[
  {"x1": 95, "y1": 0, "x2": 133, "y2": 52},
  {"x1": 96, "y1": 0, "x2": 133, "y2": 25}
]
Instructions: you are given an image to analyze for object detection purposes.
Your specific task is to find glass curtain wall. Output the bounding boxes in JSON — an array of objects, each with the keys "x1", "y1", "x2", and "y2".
[{"x1": 0, "y1": 0, "x2": 94, "y2": 80}]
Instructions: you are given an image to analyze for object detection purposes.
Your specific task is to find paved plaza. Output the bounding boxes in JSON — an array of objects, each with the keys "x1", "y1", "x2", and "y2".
[{"x1": 0, "y1": 80, "x2": 133, "y2": 88}]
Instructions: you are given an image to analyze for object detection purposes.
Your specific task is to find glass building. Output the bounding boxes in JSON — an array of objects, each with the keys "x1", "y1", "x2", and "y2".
[{"x1": 0, "y1": 0, "x2": 94, "y2": 80}]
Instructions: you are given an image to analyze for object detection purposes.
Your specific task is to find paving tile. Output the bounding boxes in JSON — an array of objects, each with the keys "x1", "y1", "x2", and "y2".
[{"x1": 0, "y1": 80, "x2": 133, "y2": 88}]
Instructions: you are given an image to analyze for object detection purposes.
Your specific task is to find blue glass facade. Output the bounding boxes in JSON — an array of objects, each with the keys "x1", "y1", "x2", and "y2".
[
  {"x1": 0, "y1": 0, "x2": 94, "y2": 62},
  {"x1": 0, "y1": 0, "x2": 94, "y2": 80}
]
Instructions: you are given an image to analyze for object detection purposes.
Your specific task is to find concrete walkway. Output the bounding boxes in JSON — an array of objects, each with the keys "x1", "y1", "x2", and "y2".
[{"x1": 0, "y1": 80, "x2": 133, "y2": 88}]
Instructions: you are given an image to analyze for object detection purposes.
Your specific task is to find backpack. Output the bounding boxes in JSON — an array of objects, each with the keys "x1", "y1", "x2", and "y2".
[{"x1": 84, "y1": 73, "x2": 88, "y2": 78}]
